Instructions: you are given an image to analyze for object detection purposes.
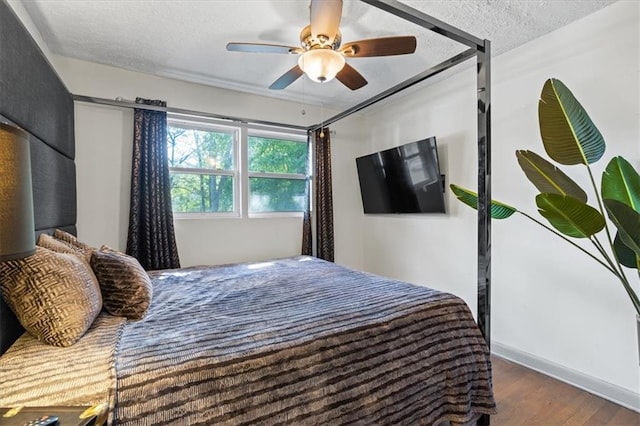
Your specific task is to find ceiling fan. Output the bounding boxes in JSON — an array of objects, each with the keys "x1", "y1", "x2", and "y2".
[{"x1": 226, "y1": 0, "x2": 417, "y2": 91}]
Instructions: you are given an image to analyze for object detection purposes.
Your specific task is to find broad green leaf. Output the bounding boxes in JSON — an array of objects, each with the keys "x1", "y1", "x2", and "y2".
[
  {"x1": 601, "y1": 156, "x2": 640, "y2": 213},
  {"x1": 604, "y1": 199, "x2": 640, "y2": 258},
  {"x1": 538, "y1": 78, "x2": 605, "y2": 166},
  {"x1": 516, "y1": 150, "x2": 587, "y2": 202},
  {"x1": 449, "y1": 184, "x2": 516, "y2": 219},
  {"x1": 613, "y1": 232, "x2": 638, "y2": 269},
  {"x1": 536, "y1": 193, "x2": 605, "y2": 238}
]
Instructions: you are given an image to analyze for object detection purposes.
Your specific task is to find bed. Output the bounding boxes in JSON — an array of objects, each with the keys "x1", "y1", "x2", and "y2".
[
  {"x1": 0, "y1": 1, "x2": 496, "y2": 424},
  {"x1": 1, "y1": 255, "x2": 496, "y2": 424}
]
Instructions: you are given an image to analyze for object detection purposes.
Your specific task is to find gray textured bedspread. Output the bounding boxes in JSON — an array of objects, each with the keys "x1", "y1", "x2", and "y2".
[{"x1": 114, "y1": 257, "x2": 496, "y2": 425}]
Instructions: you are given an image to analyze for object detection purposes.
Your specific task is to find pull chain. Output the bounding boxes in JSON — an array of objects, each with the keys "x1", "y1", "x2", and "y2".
[
  {"x1": 301, "y1": 68, "x2": 307, "y2": 116},
  {"x1": 320, "y1": 103, "x2": 325, "y2": 139}
]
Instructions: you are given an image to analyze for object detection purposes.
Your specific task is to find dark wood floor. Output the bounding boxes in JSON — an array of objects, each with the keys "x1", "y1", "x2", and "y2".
[{"x1": 491, "y1": 356, "x2": 639, "y2": 425}]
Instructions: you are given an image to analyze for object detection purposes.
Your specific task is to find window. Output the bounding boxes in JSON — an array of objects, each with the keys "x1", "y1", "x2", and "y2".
[
  {"x1": 248, "y1": 133, "x2": 308, "y2": 213},
  {"x1": 167, "y1": 120, "x2": 238, "y2": 214},
  {"x1": 167, "y1": 117, "x2": 308, "y2": 217}
]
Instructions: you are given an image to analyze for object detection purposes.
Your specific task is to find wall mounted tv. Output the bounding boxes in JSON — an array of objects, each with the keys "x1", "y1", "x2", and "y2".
[{"x1": 356, "y1": 137, "x2": 446, "y2": 214}]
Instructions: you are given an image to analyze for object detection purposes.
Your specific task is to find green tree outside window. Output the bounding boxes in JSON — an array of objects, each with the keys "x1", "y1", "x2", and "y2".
[{"x1": 167, "y1": 123, "x2": 309, "y2": 214}]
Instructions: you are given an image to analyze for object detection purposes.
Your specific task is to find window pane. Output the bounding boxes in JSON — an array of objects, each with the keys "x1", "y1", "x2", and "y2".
[
  {"x1": 249, "y1": 177, "x2": 306, "y2": 212},
  {"x1": 168, "y1": 126, "x2": 234, "y2": 170},
  {"x1": 170, "y1": 173, "x2": 234, "y2": 213},
  {"x1": 248, "y1": 136, "x2": 307, "y2": 174}
]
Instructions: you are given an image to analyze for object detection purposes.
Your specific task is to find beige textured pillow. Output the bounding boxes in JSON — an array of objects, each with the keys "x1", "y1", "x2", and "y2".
[
  {"x1": 53, "y1": 229, "x2": 95, "y2": 263},
  {"x1": 37, "y1": 233, "x2": 77, "y2": 255},
  {"x1": 90, "y1": 246, "x2": 152, "y2": 320},
  {"x1": 0, "y1": 247, "x2": 103, "y2": 347}
]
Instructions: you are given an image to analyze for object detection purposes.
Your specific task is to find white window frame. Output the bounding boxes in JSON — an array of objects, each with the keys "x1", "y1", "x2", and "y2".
[
  {"x1": 168, "y1": 116, "x2": 240, "y2": 219},
  {"x1": 168, "y1": 115, "x2": 309, "y2": 219},
  {"x1": 247, "y1": 128, "x2": 308, "y2": 218}
]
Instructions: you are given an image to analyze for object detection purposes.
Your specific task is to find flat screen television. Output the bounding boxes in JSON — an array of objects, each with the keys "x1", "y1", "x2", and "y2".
[{"x1": 356, "y1": 137, "x2": 445, "y2": 214}]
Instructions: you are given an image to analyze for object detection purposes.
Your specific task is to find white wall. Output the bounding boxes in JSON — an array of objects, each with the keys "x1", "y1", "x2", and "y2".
[
  {"x1": 50, "y1": 57, "x2": 364, "y2": 270},
  {"x1": 360, "y1": 1, "x2": 639, "y2": 407}
]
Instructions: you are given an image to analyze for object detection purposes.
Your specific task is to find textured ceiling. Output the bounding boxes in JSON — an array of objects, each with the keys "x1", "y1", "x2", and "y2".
[{"x1": 19, "y1": 0, "x2": 615, "y2": 110}]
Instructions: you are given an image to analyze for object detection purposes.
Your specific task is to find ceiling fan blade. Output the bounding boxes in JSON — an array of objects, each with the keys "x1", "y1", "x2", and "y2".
[
  {"x1": 269, "y1": 65, "x2": 304, "y2": 90},
  {"x1": 310, "y1": 0, "x2": 343, "y2": 44},
  {"x1": 227, "y1": 42, "x2": 302, "y2": 54},
  {"x1": 340, "y1": 36, "x2": 417, "y2": 57},
  {"x1": 336, "y1": 63, "x2": 367, "y2": 91}
]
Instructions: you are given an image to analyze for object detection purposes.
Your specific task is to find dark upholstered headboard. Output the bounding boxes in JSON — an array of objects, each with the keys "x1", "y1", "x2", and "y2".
[{"x1": 0, "y1": 0, "x2": 77, "y2": 355}]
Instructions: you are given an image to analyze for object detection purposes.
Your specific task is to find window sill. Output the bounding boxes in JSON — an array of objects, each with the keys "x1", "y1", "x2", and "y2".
[
  {"x1": 248, "y1": 212, "x2": 304, "y2": 219},
  {"x1": 172, "y1": 212, "x2": 240, "y2": 220},
  {"x1": 172, "y1": 212, "x2": 305, "y2": 220}
]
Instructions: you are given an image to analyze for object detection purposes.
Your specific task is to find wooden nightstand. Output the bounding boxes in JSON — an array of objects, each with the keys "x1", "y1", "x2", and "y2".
[{"x1": 0, "y1": 405, "x2": 107, "y2": 426}]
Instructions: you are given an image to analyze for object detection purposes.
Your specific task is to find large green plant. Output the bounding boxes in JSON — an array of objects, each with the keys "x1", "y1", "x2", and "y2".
[{"x1": 451, "y1": 78, "x2": 640, "y2": 315}]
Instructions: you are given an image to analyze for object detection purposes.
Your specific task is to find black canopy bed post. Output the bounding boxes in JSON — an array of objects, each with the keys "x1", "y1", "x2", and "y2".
[
  {"x1": 477, "y1": 40, "x2": 492, "y2": 348},
  {"x1": 476, "y1": 38, "x2": 492, "y2": 426},
  {"x1": 352, "y1": 0, "x2": 493, "y2": 346},
  {"x1": 307, "y1": 1, "x2": 493, "y2": 356},
  {"x1": 332, "y1": 3, "x2": 494, "y2": 420}
]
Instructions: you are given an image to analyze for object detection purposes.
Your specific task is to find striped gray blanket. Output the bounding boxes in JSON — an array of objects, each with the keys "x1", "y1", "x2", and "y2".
[
  {"x1": 0, "y1": 257, "x2": 496, "y2": 425},
  {"x1": 116, "y1": 257, "x2": 496, "y2": 424}
]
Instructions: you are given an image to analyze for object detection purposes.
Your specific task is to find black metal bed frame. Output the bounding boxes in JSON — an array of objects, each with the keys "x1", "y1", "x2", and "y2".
[
  {"x1": 74, "y1": 0, "x2": 492, "y2": 421},
  {"x1": 343, "y1": 4, "x2": 492, "y2": 423},
  {"x1": 320, "y1": 0, "x2": 493, "y2": 354}
]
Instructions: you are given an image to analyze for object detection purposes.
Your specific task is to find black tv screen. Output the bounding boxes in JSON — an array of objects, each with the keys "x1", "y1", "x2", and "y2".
[{"x1": 356, "y1": 137, "x2": 445, "y2": 214}]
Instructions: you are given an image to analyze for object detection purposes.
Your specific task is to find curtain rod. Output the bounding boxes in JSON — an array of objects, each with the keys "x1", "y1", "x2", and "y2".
[
  {"x1": 72, "y1": 95, "x2": 309, "y2": 132},
  {"x1": 74, "y1": 49, "x2": 477, "y2": 136}
]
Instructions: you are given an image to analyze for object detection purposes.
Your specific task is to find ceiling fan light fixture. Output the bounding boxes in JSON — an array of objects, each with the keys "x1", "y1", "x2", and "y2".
[{"x1": 298, "y1": 49, "x2": 345, "y2": 83}]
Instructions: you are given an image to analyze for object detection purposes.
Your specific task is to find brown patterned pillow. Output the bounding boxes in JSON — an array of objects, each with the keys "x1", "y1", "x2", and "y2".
[
  {"x1": 53, "y1": 229, "x2": 95, "y2": 263},
  {"x1": 37, "y1": 233, "x2": 77, "y2": 255},
  {"x1": 0, "y1": 247, "x2": 103, "y2": 347},
  {"x1": 90, "y1": 246, "x2": 152, "y2": 320}
]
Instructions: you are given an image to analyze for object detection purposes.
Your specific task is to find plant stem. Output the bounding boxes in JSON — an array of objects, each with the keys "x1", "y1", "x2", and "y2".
[
  {"x1": 591, "y1": 236, "x2": 618, "y2": 273},
  {"x1": 517, "y1": 211, "x2": 616, "y2": 274},
  {"x1": 614, "y1": 268, "x2": 640, "y2": 315},
  {"x1": 620, "y1": 279, "x2": 640, "y2": 315},
  {"x1": 519, "y1": 211, "x2": 640, "y2": 315},
  {"x1": 592, "y1": 235, "x2": 630, "y2": 283},
  {"x1": 591, "y1": 237, "x2": 640, "y2": 312},
  {"x1": 584, "y1": 165, "x2": 638, "y2": 314},
  {"x1": 585, "y1": 164, "x2": 618, "y2": 260}
]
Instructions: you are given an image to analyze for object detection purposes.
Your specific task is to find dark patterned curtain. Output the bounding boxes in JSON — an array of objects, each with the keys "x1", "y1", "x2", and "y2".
[
  {"x1": 301, "y1": 132, "x2": 312, "y2": 256},
  {"x1": 126, "y1": 98, "x2": 180, "y2": 270},
  {"x1": 314, "y1": 128, "x2": 334, "y2": 262}
]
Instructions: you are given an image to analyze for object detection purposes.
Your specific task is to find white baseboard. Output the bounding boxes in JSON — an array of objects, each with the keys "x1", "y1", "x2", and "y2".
[{"x1": 491, "y1": 341, "x2": 640, "y2": 413}]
